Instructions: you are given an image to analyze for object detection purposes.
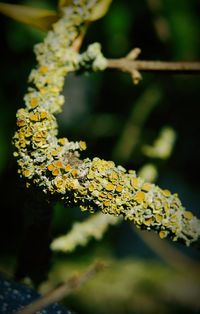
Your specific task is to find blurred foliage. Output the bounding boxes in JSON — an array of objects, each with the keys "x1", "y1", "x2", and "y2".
[
  {"x1": 0, "y1": 0, "x2": 200, "y2": 313},
  {"x1": 0, "y1": 2, "x2": 58, "y2": 31},
  {"x1": 40, "y1": 256, "x2": 200, "y2": 314}
]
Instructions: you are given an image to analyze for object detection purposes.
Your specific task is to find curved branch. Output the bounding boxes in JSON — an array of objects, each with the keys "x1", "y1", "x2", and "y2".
[{"x1": 13, "y1": 2, "x2": 200, "y2": 248}]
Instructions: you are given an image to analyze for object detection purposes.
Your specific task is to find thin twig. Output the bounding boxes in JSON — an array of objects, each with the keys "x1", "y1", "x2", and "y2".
[
  {"x1": 17, "y1": 261, "x2": 105, "y2": 314},
  {"x1": 107, "y1": 59, "x2": 200, "y2": 75},
  {"x1": 137, "y1": 229, "x2": 199, "y2": 272},
  {"x1": 112, "y1": 84, "x2": 162, "y2": 162}
]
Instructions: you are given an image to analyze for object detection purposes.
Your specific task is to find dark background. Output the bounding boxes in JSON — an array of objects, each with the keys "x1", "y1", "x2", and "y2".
[{"x1": 0, "y1": 1, "x2": 200, "y2": 313}]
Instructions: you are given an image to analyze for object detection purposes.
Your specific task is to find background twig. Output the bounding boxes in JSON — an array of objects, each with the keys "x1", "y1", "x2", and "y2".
[{"x1": 17, "y1": 261, "x2": 105, "y2": 314}]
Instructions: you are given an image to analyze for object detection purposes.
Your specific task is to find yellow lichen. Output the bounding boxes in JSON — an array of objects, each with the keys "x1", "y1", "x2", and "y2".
[
  {"x1": 30, "y1": 97, "x2": 38, "y2": 108},
  {"x1": 104, "y1": 201, "x2": 111, "y2": 207},
  {"x1": 16, "y1": 119, "x2": 26, "y2": 127},
  {"x1": 159, "y1": 230, "x2": 168, "y2": 239},
  {"x1": 23, "y1": 169, "x2": 32, "y2": 177},
  {"x1": 12, "y1": 0, "x2": 200, "y2": 247},
  {"x1": 54, "y1": 160, "x2": 63, "y2": 168},
  {"x1": 40, "y1": 111, "x2": 48, "y2": 120},
  {"x1": 116, "y1": 185, "x2": 123, "y2": 193},
  {"x1": 65, "y1": 164, "x2": 72, "y2": 172},
  {"x1": 29, "y1": 113, "x2": 40, "y2": 122},
  {"x1": 47, "y1": 164, "x2": 55, "y2": 171},
  {"x1": 58, "y1": 138, "x2": 66, "y2": 145},
  {"x1": 183, "y1": 211, "x2": 193, "y2": 220},
  {"x1": 105, "y1": 183, "x2": 115, "y2": 191},
  {"x1": 131, "y1": 177, "x2": 139, "y2": 189},
  {"x1": 79, "y1": 140, "x2": 87, "y2": 150},
  {"x1": 141, "y1": 182, "x2": 152, "y2": 192},
  {"x1": 162, "y1": 189, "x2": 171, "y2": 197},
  {"x1": 39, "y1": 66, "x2": 49, "y2": 74},
  {"x1": 52, "y1": 169, "x2": 59, "y2": 176},
  {"x1": 134, "y1": 191, "x2": 145, "y2": 203}
]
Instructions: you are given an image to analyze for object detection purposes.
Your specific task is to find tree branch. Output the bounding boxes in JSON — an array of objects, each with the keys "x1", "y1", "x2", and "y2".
[
  {"x1": 13, "y1": 6, "x2": 200, "y2": 249},
  {"x1": 108, "y1": 59, "x2": 200, "y2": 73},
  {"x1": 17, "y1": 261, "x2": 105, "y2": 314},
  {"x1": 106, "y1": 49, "x2": 200, "y2": 83}
]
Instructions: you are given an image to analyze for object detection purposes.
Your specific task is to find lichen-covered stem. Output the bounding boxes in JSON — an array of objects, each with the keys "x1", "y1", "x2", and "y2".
[{"x1": 13, "y1": 1, "x2": 200, "y2": 246}]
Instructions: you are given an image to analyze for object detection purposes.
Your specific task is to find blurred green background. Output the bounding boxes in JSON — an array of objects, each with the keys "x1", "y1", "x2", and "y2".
[{"x1": 0, "y1": 0, "x2": 200, "y2": 313}]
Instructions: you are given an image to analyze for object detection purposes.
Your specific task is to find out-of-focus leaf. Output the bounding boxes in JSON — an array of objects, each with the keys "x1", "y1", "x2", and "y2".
[
  {"x1": 103, "y1": 2, "x2": 132, "y2": 56},
  {"x1": 58, "y1": 0, "x2": 112, "y2": 21},
  {"x1": 0, "y1": 2, "x2": 59, "y2": 31},
  {"x1": 58, "y1": 0, "x2": 72, "y2": 8},
  {"x1": 165, "y1": 0, "x2": 199, "y2": 59},
  {"x1": 88, "y1": 0, "x2": 112, "y2": 21}
]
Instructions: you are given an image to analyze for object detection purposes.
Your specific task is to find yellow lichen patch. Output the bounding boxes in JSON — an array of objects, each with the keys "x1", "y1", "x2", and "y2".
[
  {"x1": 142, "y1": 182, "x2": 152, "y2": 192},
  {"x1": 170, "y1": 214, "x2": 177, "y2": 222},
  {"x1": 47, "y1": 164, "x2": 55, "y2": 171},
  {"x1": 98, "y1": 192, "x2": 106, "y2": 200},
  {"x1": 131, "y1": 177, "x2": 139, "y2": 190},
  {"x1": 65, "y1": 164, "x2": 72, "y2": 172},
  {"x1": 39, "y1": 88, "x2": 47, "y2": 95},
  {"x1": 107, "y1": 193, "x2": 113, "y2": 200},
  {"x1": 155, "y1": 213, "x2": 163, "y2": 223},
  {"x1": 162, "y1": 189, "x2": 171, "y2": 197},
  {"x1": 54, "y1": 178, "x2": 65, "y2": 189},
  {"x1": 39, "y1": 66, "x2": 49, "y2": 74},
  {"x1": 40, "y1": 111, "x2": 48, "y2": 120},
  {"x1": 105, "y1": 183, "x2": 115, "y2": 191},
  {"x1": 17, "y1": 119, "x2": 26, "y2": 127},
  {"x1": 71, "y1": 169, "x2": 78, "y2": 177},
  {"x1": 54, "y1": 160, "x2": 63, "y2": 168},
  {"x1": 109, "y1": 172, "x2": 118, "y2": 181},
  {"x1": 58, "y1": 138, "x2": 66, "y2": 145},
  {"x1": 52, "y1": 168, "x2": 60, "y2": 176},
  {"x1": 18, "y1": 139, "x2": 27, "y2": 148},
  {"x1": 79, "y1": 140, "x2": 87, "y2": 150},
  {"x1": 134, "y1": 191, "x2": 145, "y2": 203},
  {"x1": 33, "y1": 131, "x2": 46, "y2": 142},
  {"x1": 34, "y1": 139, "x2": 46, "y2": 147},
  {"x1": 159, "y1": 230, "x2": 168, "y2": 239},
  {"x1": 30, "y1": 97, "x2": 38, "y2": 108},
  {"x1": 116, "y1": 185, "x2": 123, "y2": 193},
  {"x1": 89, "y1": 184, "x2": 95, "y2": 192},
  {"x1": 108, "y1": 161, "x2": 115, "y2": 168},
  {"x1": 163, "y1": 200, "x2": 169, "y2": 212},
  {"x1": 23, "y1": 169, "x2": 32, "y2": 177},
  {"x1": 51, "y1": 150, "x2": 58, "y2": 156},
  {"x1": 183, "y1": 211, "x2": 193, "y2": 220},
  {"x1": 70, "y1": 179, "x2": 80, "y2": 190},
  {"x1": 144, "y1": 218, "x2": 153, "y2": 226},
  {"x1": 29, "y1": 112, "x2": 40, "y2": 122},
  {"x1": 25, "y1": 127, "x2": 33, "y2": 137},
  {"x1": 104, "y1": 200, "x2": 110, "y2": 207},
  {"x1": 50, "y1": 87, "x2": 59, "y2": 93},
  {"x1": 87, "y1": 172, "x2": 94, "y2": 180}
]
